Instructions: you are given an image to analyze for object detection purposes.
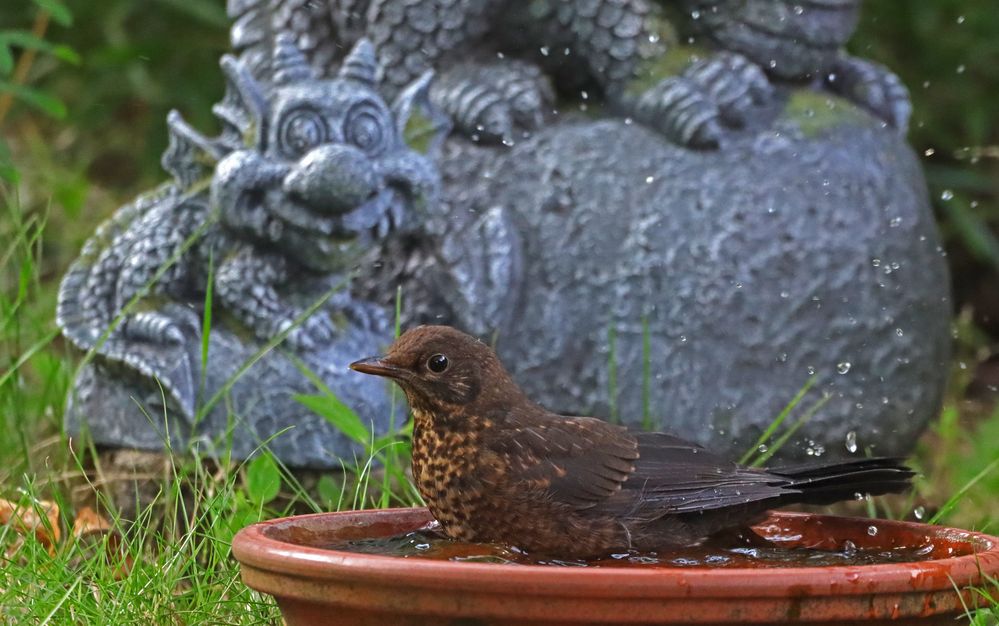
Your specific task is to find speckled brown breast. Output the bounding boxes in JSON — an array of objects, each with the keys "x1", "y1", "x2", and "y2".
[
  {"x1": 410, "y1": 407, "x2": 492, "y2": 541},
  {"x1": 410, "y1": 407, "x2": 630, "y2": 555}
]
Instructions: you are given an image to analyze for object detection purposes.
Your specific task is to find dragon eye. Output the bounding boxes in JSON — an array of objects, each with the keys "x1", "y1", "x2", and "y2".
[
  {"x1": 343, "y1": 101, "x2": 388, "y2": 156},
  {"x1": 427, "y1": 353, "x2": 449, "y2": 373},
  {"x1": 279, "y1": 108, "x2": 327, "y2": 158}
]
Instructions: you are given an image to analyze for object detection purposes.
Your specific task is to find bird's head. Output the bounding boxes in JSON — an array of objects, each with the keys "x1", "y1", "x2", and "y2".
[{"x1": 350, "y1": 325, "x2": 523, "y2": 415}]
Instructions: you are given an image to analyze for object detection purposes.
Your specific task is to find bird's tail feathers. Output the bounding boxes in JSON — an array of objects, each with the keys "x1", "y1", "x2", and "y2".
[{"x1": 770, "y1": 457, "x2": 914, "y2": 507}]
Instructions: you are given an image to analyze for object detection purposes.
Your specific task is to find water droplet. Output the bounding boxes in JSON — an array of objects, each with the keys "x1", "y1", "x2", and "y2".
[
  {"x1": 957, "y1": 15, "x2": 966, "y2": 24},
  {"x1": 690, "y1": 9, "x2": 700, "y2": 19},
  {"x1": 853, "y1": 492, "x2": 865, "y2": 501},
  {"x1": 956, "y1": 64, "x2": 966, "y2": 74},
  {"x1": 913, "y1": 506, "x2": 925, "y2": 520},
  {"x1": 837, "y1": 362, "x2": 852, "y2": 375},
  {"x1": 757, "y1": 444, "x2": 768, "y2": 453},
  {"x1": 845, "y1": 430, "x2": 858, "y2": 453},
  {"x1": 843, "y1": 540, "x2": 857, "y2": 553},
  {"x1": 940, "y1": 189, "x2": 954, "y2": 201},
  {"x1": 895, "y1": 328, "x2": 904, "y2": 337},
  {"x1": 867, "y1": 525, "x2": 879, "y2": 537},
  {"x1": 871, "y1": 258, "x2": 881, "y2": 267},
  {"x1": 539, "y1": 46, "x2": 550, "y2": 56},
  {"x1": 924, "y1": 148, "x2": 935, "y2": 157},
  {"x1": 889, "y1": 216, "x2": 902, "y2": 228},
  {"x1": 679, "y1": 335, "x2": 687, "y2": 344},
  {"x1": 807, "y1": 365, "x2": 816, "y2": 375},
  {"x1": 645, "y1": 175, "x2": 655, "y2": 184}
]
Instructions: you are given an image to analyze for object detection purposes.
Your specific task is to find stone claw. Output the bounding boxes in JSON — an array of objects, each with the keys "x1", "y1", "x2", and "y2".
[
  {"x1": 123, "y1": 311, "x2": 187, "y2": 345},
  {"x1": 633, "y1": 76, "x2": 725, "y2": 149},
  {"x1": 826, "y1": 55, "x2": 912, "y2": 133},
  {"x1": 628, "y1": 52, "x2": 775, "y2": 149},
  {"x1": 430, "y1": 60, "x2": 553, "y2": 145},
  {"x1": 683, "y1": 52, "x2": 774, "y2": 128}
]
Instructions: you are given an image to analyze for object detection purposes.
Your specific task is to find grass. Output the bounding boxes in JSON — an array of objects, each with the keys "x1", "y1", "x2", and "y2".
[{"x1": 0, "y1": 197, "x2": 420, "y2": 622}]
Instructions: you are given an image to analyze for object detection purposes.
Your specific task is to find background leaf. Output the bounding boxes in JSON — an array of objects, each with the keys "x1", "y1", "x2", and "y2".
[
  {"x1": 0, "y1": 81, "x2": 65, "y2": 118},
  {"x1": 244, "y1": 453, "x2": 281, "y2": 506},
  {"x1": 294, "y1": 393, "x2": 371, "y2": 445},
  {"x1": 29, "y1": 0, "x2": 72, "y2": 27}
]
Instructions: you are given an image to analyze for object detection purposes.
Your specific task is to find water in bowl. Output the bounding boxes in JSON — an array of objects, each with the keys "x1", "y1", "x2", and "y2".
[{"x1": 325, "y1": 521, "x2": 939, "y2": 568}]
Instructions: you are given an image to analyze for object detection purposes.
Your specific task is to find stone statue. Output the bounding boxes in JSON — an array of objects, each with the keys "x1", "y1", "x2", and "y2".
[
  {"x1": 236, "y1": 0, "x2": 908, "y2": 148},
  {"x1": 57, "y1": 37, "x2": 442, "y2": 466},
  {"x1": 58, "y1": 0, "x2": 951, "y2": 467}
]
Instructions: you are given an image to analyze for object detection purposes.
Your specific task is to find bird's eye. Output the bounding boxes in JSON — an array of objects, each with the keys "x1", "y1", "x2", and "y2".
[{"x1": 426, "y1": 353, "x2": 449, "y2": 373}]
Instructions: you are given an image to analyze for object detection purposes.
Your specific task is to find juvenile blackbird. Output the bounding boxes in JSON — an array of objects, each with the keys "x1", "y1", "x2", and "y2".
[{"x1": 350, "y1": 325, "x2": 913, "y2": 558}]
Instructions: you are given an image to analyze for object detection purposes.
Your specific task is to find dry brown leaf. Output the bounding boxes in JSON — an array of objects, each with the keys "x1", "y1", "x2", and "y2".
[
  {"x1": 71, "y1": 506, "x2": 112, "y2": 537},
  {"x1": 71, "y1": 506, "x2": 133, "y2": 579},
  {"x1": 0, "y1": 497, "x2": 61, "y2": 554}
]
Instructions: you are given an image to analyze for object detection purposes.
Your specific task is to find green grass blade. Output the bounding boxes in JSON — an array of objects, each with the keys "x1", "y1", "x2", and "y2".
[
  {"x1": 739, "y1": 375, "x2": 817, "y2": 465},
  {"x1": 751, "y1": 393, "x2": 830, "y2": 468},
  {"x1": 0, "y1": 327, "x2": 59, "y2": 388},
  {"x1": 928, "y1": 456, "x2": 999, "y2": 525}
]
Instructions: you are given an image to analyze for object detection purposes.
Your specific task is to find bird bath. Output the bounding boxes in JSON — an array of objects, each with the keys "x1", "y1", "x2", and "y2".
[{"x1": 233, "y1": 507, "x2": 999, "y2": 625}]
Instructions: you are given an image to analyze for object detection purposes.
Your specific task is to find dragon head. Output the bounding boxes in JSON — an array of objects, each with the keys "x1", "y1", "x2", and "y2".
[
  {"x1": 682, "y1": 0, "x2": 861, "y2": 80},
  {"x1": 165, "y1": 36, "x2": 442, "y2": 273}
]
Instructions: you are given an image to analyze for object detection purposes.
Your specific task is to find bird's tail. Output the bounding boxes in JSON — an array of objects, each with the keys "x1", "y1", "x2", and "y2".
[{"x1": 770, "y1": 458, "x2": 914, "y2": 506}]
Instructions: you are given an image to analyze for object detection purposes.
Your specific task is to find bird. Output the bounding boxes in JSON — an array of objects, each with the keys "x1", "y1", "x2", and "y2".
[{"x1": 349, "y1": 325, "x2": 913, "y2": 558}]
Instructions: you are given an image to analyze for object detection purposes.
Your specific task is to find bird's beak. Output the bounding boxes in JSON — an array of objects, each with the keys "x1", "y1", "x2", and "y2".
[{"x1": 349, "y1": 356, "x2": 406, "y2": 379}]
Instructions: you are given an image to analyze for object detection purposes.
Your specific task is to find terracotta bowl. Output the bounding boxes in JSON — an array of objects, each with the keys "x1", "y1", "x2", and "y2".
[{"x1": 233, "y1": 508, "x2": 999, "y2": 625}]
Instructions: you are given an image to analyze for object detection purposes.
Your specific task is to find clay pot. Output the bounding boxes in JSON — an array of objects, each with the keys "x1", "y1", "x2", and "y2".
[{"x1": 233, "y1": 508, "x2": 999, "y2": 625}]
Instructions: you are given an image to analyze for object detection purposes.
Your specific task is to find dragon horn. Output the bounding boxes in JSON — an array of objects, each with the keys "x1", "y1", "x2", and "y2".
[
  {"x1": 338, "y1": 38, "x2": 379, "y2": 86},
  {"x1": 272, "y1": 33, "x2": 314, "y2": 85}
]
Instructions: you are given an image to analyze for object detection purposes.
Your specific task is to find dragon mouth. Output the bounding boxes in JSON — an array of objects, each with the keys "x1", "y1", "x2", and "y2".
[
  {"x1": 273, "y1": 187, "x2": 403, "y2": 236},
  {"x1": 269, "y1": 186, "x2": 410, "y2": 270}
]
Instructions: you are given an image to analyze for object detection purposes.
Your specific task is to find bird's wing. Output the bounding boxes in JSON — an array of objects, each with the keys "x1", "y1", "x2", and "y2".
[
  {"x1": 620, "y1": 431, "x2": 796, "y2": 513},
  {"x1": 488, "y1": 415, "x2": 640, "y2": 510}
]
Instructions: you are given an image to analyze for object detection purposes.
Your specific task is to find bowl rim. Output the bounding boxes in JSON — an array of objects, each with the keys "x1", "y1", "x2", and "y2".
[{"x1": 232, "y1": 507, "x2": 999, "y2": 599}]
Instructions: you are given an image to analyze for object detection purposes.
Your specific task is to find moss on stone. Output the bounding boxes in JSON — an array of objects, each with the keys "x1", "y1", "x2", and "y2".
[
  {"x1": 626, "y1": 43, "x2": 714, "y2": 97},
  {"x1": 782, "y1": 88, "x2": 870, "y2": 138},
  {"x1": 403, "y1": 109, "x2": 435, "y2": 154}
]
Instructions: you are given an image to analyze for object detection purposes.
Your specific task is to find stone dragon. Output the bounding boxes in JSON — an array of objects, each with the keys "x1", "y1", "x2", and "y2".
[
  {"x1": 57, "y1": 37, "x2": 438, "y2": 420},
  {"x1": 230, "y1": 0, "x2": 910, "y2": 148}
]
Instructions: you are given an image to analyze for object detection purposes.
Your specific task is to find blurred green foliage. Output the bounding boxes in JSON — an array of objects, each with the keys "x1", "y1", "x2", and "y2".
[
  {"x1": 852, "y1": 1, "x2": 999, "y2": 331},
  {"x1": 1, "y1": 0, "x2": 228, "y2": 276}
]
